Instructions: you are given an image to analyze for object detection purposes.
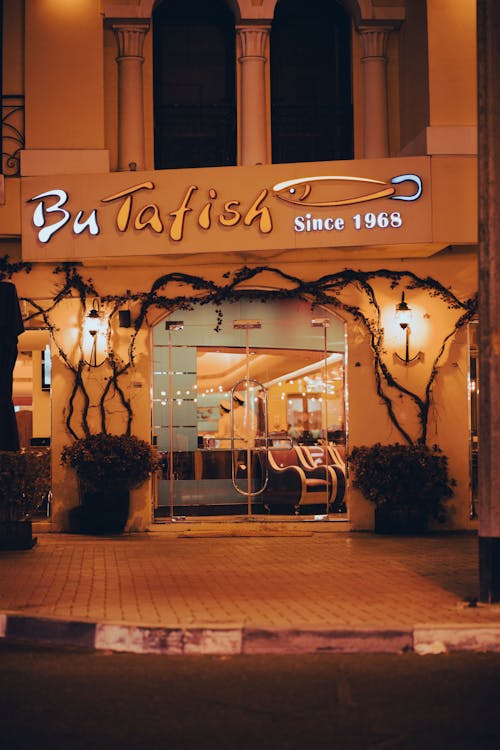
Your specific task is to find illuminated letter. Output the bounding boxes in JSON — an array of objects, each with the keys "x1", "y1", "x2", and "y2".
[
  {"x1": 101, "y1": 181, "x2": 154, "y2": 231},
  {"x1": 219, "y1": 200, "x2": 241, "y2": 227},
  {"x1": 169, "y1": 186, "x2": 198, "y2": 241},
  {"x1": 73, "y1": 210, "x2": 100, "y2": 237},
  {"x1": 135, "y1": 204, "x2": 164, "y2": 233},
  {"x1": 29, "y1": 189, "x2": 71, "y2": 243},
  {"x1": 243, "y1": 189, "x2": 272, "y2": 234},
  {"x1": 198, "y1": 188, "x2": 217, "y2": 230}
]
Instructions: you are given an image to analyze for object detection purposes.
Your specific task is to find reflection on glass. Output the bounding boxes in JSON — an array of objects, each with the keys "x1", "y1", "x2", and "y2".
[{"x1": 152, "y1": 300, "x2": 346, "y2": 518}]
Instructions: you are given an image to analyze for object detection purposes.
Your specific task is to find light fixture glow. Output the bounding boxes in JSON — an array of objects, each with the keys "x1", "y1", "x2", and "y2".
[
  {"x1": 394, "y1": 291, "x2": 422, "y2": 365},
  {"x1": 83, "y1": 298, "x2": 106, "y2": 367}
]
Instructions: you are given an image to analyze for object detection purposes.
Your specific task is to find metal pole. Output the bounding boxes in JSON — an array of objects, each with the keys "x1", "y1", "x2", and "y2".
[
  {"x1": 165, "y1": 321, "x2": 184, "y2": 521},
  {"x1": 233, "y1": 319, "x2": 262, "y2": 516},
  {"x1": 168, "y1": 328, "x2": 174, "y2": 520},
  {"x1": 323, "y1": 323, "x2": 330, "y2": 514},
  {"x1": 245, "y1": 326, "x2": 252, "y2": 516},
  {"x1": 312, "y1": 318, "x2": 331, "y2": 514}
]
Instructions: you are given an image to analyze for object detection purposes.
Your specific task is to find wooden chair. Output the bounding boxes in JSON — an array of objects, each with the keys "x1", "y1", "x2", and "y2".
[
  {"x1": 261, "y1": 451, "x2": 304, "y2": 514},
  {"x1": 265, "y1": 447, "x2": 337, "y2": 514},
  {"x1": 299, "y1": 444, "x2": 347, "y2": 513}
]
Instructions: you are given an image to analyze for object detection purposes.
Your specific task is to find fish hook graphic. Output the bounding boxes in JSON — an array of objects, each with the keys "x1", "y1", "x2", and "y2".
[
  {"x1": 390, "y1": 174, "x2": 422, "y2": 201},
  {"x1": 272, "y1": 173, "x2": 422, "y2": 207}
]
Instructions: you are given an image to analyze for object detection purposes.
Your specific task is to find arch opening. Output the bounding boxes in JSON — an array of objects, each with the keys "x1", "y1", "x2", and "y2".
[
  {"x1": 270, "y1": 0, "x2": 354, "y2": 164},
  {"x1": 153, "y1": 0, "x2": 237, "y2": 169}
]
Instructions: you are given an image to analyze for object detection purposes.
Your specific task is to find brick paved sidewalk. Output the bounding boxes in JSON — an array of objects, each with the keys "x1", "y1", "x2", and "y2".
[{"x1": 1, "y1": 527, "x2": 500, "y2": 654}]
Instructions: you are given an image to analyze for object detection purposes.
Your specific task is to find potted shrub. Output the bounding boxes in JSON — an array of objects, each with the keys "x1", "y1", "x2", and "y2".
[
  {"x1": 0, "y1": 448, "x2": 51, "y2": 549},
  {"x1": 61, "y1": 433, "x2": 160, "y2": 535},
  {"x1": 348, "y1": 442, "x2": 455, "y2": 534}
]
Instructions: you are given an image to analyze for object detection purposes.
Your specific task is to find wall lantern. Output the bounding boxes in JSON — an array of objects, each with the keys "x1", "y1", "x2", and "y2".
[
  {"x1": 394, "y1": 291, "x2": 422, "y2": 365},
  {"x1": 83, "y1": 298, "x2": 105, "y2": 367}
]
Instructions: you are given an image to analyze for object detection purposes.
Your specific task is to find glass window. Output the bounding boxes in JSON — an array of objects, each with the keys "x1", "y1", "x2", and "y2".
[
  {"x1": 271, "y1": 0, "x2": 353, "y2": 164},
  {"x1": 153, "y1": 0, "x2": 236, "y2": 169},
  {"x1": 152, "y1": 298, "x2": 347, "y2": 518}
]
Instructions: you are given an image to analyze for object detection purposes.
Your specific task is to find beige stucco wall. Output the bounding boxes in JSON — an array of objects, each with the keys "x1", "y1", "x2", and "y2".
[
  {"x1": 343, "y1": 251, "x2": 477, "y2": 531},
  {"x1": 1, "y1": 0, "x2": 479, "y2": 533},
  {"x1": 427, "y1": 0, "x2": 477, "y2": 128},
  {"x1": 24, "y1": 0, "x2": 106, "y2": 150},
  {"x1": 398, "y1": 0, "x2": 429, "y2": 151},
  {"x1": 8, "y1": 245, "x2": 477, "y2": 533}
]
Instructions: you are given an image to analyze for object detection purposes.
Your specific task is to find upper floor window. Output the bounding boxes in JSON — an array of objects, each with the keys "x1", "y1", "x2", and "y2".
[
  {"x1": 270, "y1": 0, "x2": 353, "y2": 164},
  {"x1": 153, "y1": 0, "x2": 236, "y2": 169}
]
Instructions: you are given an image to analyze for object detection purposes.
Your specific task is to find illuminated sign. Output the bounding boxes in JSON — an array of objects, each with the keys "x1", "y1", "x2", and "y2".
[
  {"x1": 21, "y1": 157, "x2": 434, "y2": 260},
  {"x1": 28, "y1": 183, "x2": 273, "y2": 243}
]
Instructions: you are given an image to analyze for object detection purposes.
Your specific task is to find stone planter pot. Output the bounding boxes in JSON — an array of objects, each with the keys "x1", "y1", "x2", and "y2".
[
  {"x1": 69, "y1": 489, "x2": 130, "y2": 535},
  {"x1": 374, "y1": 504, "x2": 428, "y2": 535},
  {"x1": 0, "y1": 520, "x2": 37, "y2": 550}
]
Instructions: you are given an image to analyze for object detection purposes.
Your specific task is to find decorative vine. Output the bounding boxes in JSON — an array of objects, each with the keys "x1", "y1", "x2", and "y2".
[
  {"x1": 2, "y1": 258, "x2": 477, "y2": 445},
  {"x1": 0, "y1": 254, "x2": 31, "y2": 279}
]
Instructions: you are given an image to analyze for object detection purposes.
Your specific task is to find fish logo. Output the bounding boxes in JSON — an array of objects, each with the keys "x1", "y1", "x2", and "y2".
[{"x1": 272, "y1": 173, "x2": 422, "y2": 208}]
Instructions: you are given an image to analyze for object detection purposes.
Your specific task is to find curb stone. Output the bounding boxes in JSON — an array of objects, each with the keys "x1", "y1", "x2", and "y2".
[
  {"x1": 4, "y1": 614, "x2": 97, "y2": 650},
  {"x1": 95, "y1": 623, "x2": 243, "y2": 655},
  {"x1": 413, "y1": 626, "x2": 500, "y2": 655},
  {"x1": 242, "y1": 627, "x2": 412, "y2": 654},
  {"x1": 3, "y1": 612, "x2": 500, "y2": 655},
  {"x1": 0, "y1": 614, "x2": 411, "y2": 654}
]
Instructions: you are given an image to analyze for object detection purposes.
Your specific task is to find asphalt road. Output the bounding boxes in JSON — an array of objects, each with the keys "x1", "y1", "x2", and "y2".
[{"x1": 1, "y1": 644, "x2": 499, "y2": 749}]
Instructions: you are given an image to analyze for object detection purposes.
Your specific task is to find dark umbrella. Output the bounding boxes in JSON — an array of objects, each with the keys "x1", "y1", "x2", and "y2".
[{"x1": 0, "y1": 281, "x2": 24, "y2": 451}]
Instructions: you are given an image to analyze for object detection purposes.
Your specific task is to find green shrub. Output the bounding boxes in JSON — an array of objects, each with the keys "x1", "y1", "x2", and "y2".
[
  {"x1": 0, "y1": 449, "x2": 51, "y2": 522},
  {"x1": 61, "y1": 433, "x2": 160, "y2": 493},
  {"x1": 349, "y1": 442, "x2": 455, "y2": 521}
]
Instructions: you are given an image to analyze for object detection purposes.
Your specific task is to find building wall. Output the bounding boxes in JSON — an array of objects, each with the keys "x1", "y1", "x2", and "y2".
[
  {"x1": 427, "y1": 0, "x2": 477, "y2": 128},
  {"x1": 398, "y1": 0, "x2": 429, "y2": 151},
  {"x1": 25, "y1": 0, "x2": 105, "y2": 149},
  {"x1": 0, "y1": 0, "x2": 479, "y2": 532},
  {"x1": 5, "y1": 244, "x2": 477, "y2": 532}
]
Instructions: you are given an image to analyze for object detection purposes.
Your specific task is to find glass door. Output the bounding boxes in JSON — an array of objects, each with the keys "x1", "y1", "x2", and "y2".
[
  {"x1": 152, "y1": 299, "x2": 346, "y2": 519},
  {"x1": 13, "y1": 327, "x2": 52, "y2": 518}
]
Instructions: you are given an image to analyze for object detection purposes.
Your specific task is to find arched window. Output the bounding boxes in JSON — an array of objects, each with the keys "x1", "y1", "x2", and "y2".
[
  {"x1": 271, "y1": 0, "x2": 353, "y2": 164},
  {"x1": 153, "y1": 0, "x2": 236, "y2": 169}
]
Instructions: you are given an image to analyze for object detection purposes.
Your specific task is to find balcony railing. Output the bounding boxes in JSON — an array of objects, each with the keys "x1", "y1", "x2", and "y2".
[{"x1": 1, "y1": 94, "x2": 25, "y2": 177}]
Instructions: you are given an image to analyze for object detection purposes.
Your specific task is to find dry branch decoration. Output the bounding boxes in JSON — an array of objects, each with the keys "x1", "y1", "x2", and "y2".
[{"x1": 1, "y1": 257, "x2": 477, "y2": 444}]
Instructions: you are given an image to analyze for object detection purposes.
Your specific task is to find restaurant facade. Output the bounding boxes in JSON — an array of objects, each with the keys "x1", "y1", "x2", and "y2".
[{"x1": 0, "y1": 0, "x2": 479, "y2": 533}]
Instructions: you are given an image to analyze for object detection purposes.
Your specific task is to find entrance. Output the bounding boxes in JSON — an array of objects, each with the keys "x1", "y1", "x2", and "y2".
[{"x1": 152, "y1": 299, "x2": 346, "y2": 519}]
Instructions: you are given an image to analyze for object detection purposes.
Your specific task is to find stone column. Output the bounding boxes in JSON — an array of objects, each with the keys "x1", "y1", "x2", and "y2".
[
  {"x1": 478, "y1": 0, "x2": 500, "y2": 602},
  {"x1": 111, "y1": 20, "x2": 150, "y2": 171},
  {"x1": 358, "y1": 26, "x2": 392, "y2": 159},
  {"x1": 237, "y1": 25, "x2": 270, "y2": 166}
]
